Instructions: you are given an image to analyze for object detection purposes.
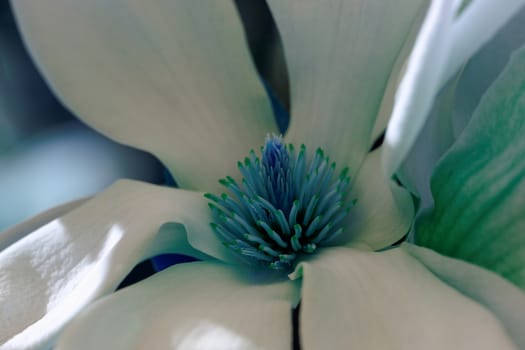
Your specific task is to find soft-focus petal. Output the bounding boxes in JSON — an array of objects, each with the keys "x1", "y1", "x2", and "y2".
[
  {"x1": 383, "y1": 0, "x2": 456, "y2": 176},
  {"x1": 398, "y1": 6, "x2": 525, "y2": 211},
  {"x1": 0, "y1": 180, "x2": 232, "y2": 349},
  {"x1": 396, "y1": 76, "x2": 459, "y2": 210},
  {"x1": 336, "y1": 149, "x2": 414, "y2": 250},
  {"x1": 452, "y1": 5, "x2": 525, "y2": 137},
  {"x1": 293, "y1": 247, "x2": 518, "y2": 349},
  {"x1": 384, "y1": 0, "x2": 525, "y2": 177},
  {"x1": 267, "y1": 0, "x2": 427, "y2": 174},
  {"x1": 11, "y1": 0, "x2": 278, "y2": 192},
  {"x1": 56, "y1": 262, "x2": 299, "y2": 350},
  {"x1": 405, "y1": 244, "x2": 525, "y2": 348},
  {"x1": 443, "y1": 0, "x2": 525, "y2": 87},
  {"x1": 415, "y1": 45, "x2": 525, "y2": 289},
  {"x1": 0, "y1": 122, "x2": 164, "y2": 230}
]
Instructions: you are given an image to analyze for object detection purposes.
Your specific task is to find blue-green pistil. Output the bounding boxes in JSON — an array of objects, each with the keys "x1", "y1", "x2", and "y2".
[{"x1": 205, "y1": 135, "x2": 354, "y2": 270}]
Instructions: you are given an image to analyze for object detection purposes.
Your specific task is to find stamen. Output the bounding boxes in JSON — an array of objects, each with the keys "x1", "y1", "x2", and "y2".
[{"x1": 206, "y1": 134, "x2": 354, "y2": 271}]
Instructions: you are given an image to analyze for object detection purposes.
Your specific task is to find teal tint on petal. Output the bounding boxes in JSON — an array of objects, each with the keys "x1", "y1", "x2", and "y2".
[
  {"x1": 452, "y1": 5, "x2": 525, "y2": 138},
  {"x1": 415, "y1": 45, "x2": 525, "y2": 289},
  {"x1": 398, "y1": 6, "x2": 525, "y2": 212}
]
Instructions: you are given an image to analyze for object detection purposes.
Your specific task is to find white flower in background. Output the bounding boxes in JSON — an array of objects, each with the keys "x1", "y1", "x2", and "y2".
[{"x1": 1, "y1": 1, "x2": 525, "y2": 349}]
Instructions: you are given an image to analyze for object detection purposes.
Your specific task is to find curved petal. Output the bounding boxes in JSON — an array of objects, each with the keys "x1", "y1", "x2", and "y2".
[
  {"x1": 0, "y1": 197, "x2": 87, "y2": 251},
  {"x1": 415, "y1": 45, "x2": 525, "y2": 289},
  {"x1": 0, "y1": 180, "x2": 234, "y2": 349},
  {"x1": 443, "y1": 0, "x2": 525, "y2": 88},
  {"x1": 383, "y1": 0, "x2": 456, "y2": 176},
  {"x1": 12, "y1": 0, "x2": 278, "y2": 192},
  {"x1": 397, "y1": 6, "x2": 525, "y2": 211},
  {"x1": 335, "y1": 148, "x2": 414, "y2": 250},
  {"x1": 396, "y1": 76, "x2": 459, "y2": 210},
  {"x1": 452, "y1": 5, "x2": 525, "y2": 137},
  {"x1": 0, "y1": 2, "x2": 70, "y2": 151},
  {"x1": 370, "y1": 3, "x2": 429, "y2": 147},
  {"x1": 267, "y1": 0, "x2": 427, "y2": 174},
  {"x1": 0, "y1": 121, "x2": 164, "y2": 231},
  {"x1": 405, "y1": 244, "x2": 525, "y2": 349},
  {"x1": 292, "y1": 247, "x2": 518, "y2": 349},
  {"x1": 384, "y1": 0, "x2": 525, "y2": 177},
  {"x1": 56, "y1": 262, "x2": 299, "y2": 350}
]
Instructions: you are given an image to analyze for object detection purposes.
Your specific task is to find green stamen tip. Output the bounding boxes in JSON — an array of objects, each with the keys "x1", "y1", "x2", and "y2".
[{"x1": 206, "y1": 135, "x2": 355, "y2": 271}]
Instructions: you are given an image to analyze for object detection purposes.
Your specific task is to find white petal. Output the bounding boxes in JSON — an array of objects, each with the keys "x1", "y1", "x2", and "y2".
[
  {"x1": 56, "y1": 262, "x2": 299, "y2": 350},
  {"x1": 0, "y1": 121, "x2": 163, "y2": 231},
  {"x1": 12, "y1": 0, "x2": 278, "y2": 192},
  {"x1": 443, "y1": 0, "x2": 525, "y2": 87},
  {"x1": 0, "y1": 180, "x2": 232, "y2": 349},
  {"x1": 294, "y1": 247, "x2": 518, "y2": 349},
  {"x1": 335, "y1": 149, "x2": 414, "y2": 250},
  {"x1": 370, "y1": 4, "x2": 429, "y2": 147},
  {"x1": 0, "y1": 5, "x2": 68, "y2": 151},
  {"x1": 396, "y1": 7, "x2": 525, "y2": 211},
  {"x1": 267, "y1": 0, "x2": 427, "y2": 174},
  {"x1": 0, "y1": 197, "x2": 87, "y2": 251},
  {"x1": 383, "y1": 1, "x2": 456, "y2": 176},
  {"x1": 384, "y1": 0, "x2": 525, "y2": 177},
  {"x1": 405, "y1": 244, "x2": 525, "y2": 349}
]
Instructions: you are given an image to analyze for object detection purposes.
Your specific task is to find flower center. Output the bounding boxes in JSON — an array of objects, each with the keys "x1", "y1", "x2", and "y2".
[{"x1": 205, "y1": 135, "x2": 354, "y2": 270}]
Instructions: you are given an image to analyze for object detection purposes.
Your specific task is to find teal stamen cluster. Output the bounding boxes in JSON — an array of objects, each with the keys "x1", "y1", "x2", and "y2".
[{"x1": 205, "y1": 135, "x2": 354, "y2": 270}]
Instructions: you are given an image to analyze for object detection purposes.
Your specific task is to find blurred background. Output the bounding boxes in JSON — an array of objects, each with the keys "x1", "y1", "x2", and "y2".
[
  {"x1": 0, "y1": 1, "x2": 167, "y2": 231},
  {"x1": 0, "y1": 1, "x2": 289, "y2": 232}
]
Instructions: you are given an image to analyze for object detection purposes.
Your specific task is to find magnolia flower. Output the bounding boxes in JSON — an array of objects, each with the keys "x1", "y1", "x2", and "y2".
[{"x1": 1, "y1": 1, "x2": 525, "y2": 349}]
